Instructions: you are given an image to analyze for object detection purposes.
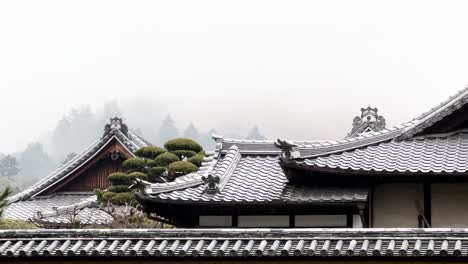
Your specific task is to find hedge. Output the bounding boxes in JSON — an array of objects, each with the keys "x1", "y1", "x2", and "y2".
[
  {"x1": 170, "y1": 150, "x2": 197, "y2": 159},
  {"x1": 107, "y1": 185, "x2": 131, "y2": 193},
  {"x1": 135, "y1": 146, "x2": 166, "y2": 159},
  {"x1": 122, "y1": 158, "x2": 146, "y2": 172},
  {"x1": 168, "y1": 161, "x2": 198, "y2": 175},
  {"x1": 146, "y1": 159, "x2": 159, "y2": 168},
  {"x1": 187, "y1": 154, "x2": 204, "y2": 167},
  {"x1": 108, "y1": 172, "x2": 130, "y2": 185},
  {"x1": 164, "y1": 138, "x2": 203, "y2": 153},
  {"x1": 128, "y1": 172, "x2": 148, "y2": 181},
  {"x1": 110, "y1": 192, "x2": 135, "y2": 205},
  {"x1": 147, "y1": 167, "x2": 167, "y2": 182},
  {"x1": 154, "y1": 152, "x2": 180, "y2": 167},
  {"x1": 102, "y1": 191, "x2": 117, "y2": 202}
]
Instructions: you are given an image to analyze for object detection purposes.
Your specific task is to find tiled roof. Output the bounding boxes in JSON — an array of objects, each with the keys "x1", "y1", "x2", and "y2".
[
  {"x1": 145, "y1": 145, "x2": 368, "y2": 204},
  {"x1": 5, "y1": 119, "x2": 149, "y2": 225},
  {"x1": 9, "y1": 129, "x2": 147, "y2": 203},
  {"x1": 3, "y1": 193, "x2": 112, "y2": 225},
  {"x1": 1, "y1": 228, "x2": 468, "y2": 258},
  {"x1": 285, "y1": 86, "x2": 468, "y2": 160},
  {"x1": 288, "y1": 130, "x2": 468, "y2": 174},
  {"x1": 400, "y1": 85, "x2": 468, "y2": 139}
]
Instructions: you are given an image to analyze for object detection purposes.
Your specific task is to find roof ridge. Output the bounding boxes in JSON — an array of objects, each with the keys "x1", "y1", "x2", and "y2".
[
  {"x1": 39, "y1": 195, "x2": 98, "y2": 218},
  {"x1": 410, "y1": 128, "x2": 468, "y2": 140},
  {"x1": 400, "y1": 85, "x2": 468, "y2": 139},
  {"x1": 294, "y1": 87, "x2": 468, "y2": 159},
  {"x1": 7, "y1": 137, "x2": 105, "y2": 203},
  {"x1": 214, "y1": 145, "x2": 241, "y2": 192},
  {"x1": 414, "y1": 85, "x2": 468, "y2": 121}
]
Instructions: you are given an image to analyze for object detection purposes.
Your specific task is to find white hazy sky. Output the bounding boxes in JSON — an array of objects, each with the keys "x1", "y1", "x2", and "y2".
[{"x1": 1, "y1": 0, "x2": 468, "y2": 153}]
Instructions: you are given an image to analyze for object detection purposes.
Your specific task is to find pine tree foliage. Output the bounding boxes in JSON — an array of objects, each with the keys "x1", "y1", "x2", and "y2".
[{"x1": 0, "y1": 186, "x2": 12, "y2": 218}]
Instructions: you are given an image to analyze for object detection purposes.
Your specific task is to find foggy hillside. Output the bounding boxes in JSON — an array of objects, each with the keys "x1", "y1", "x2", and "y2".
[{"x1": 0, "y1": 98, "x2": 270, "y2": 190}]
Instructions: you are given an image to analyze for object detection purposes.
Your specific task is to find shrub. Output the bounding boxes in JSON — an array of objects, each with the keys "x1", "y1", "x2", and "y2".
[
  {"x1": 102, "y1": 191, "x2": 117, "y2": 202},
  {"x1": 187, "y1": 154, "x2": 204, "y2": 167},
  {"x1": 128, "y1": 172, "x2": 148, "y2": 181},
  {"x1": 108, "y1": 172, "x2": 130, "y2": 185},
  {"x1": 107, "y1": 185, "x2": 131, "y2": 193},
  {"x1": 198, "y1": 150, "x2": 206, "y2": 156},
  {"x1": 111, "y1": 192, "x2": 135, "y2": 205},
  {"x1": 164, "y1": 138, "x2": 203, "y2": 153},
  {"x1": 147, "y1": 167, "x2": 167, "y2": 182},
  {"x1": 154, "y1": 152, "x2": 180, "y2": 167},
  {"x1": 135, "y1": 146, "x2": 166, "y2": 159},
  {"x1": 168, "y1": 161, "x2": 198, "y2": 175},
  {"x1": 94, "y1": 188, "x2": 104, "y2": 200},
  {"x1": 146, "y1": 159, "x2": 159, "y2": 168},
  {"x1": 170, "y1": 150, "x2": 197, "y2": 159},
  {"x1": 122, "y1": 158, "x2": 146, "y2": 172}
]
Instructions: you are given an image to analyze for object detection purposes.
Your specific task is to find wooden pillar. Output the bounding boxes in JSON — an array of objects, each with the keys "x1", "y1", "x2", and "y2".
[
  {"x1": 424, "y1": 183, "x2": 432, "y2": 227},
  {"x1": 346, "y1": 214, "x2": 353, "y2": 228},
  {"x1": 232, "y1": 215, "x2": 238, "y2": 227},
  {"x1": 368, "y1": 184, "x2": 375, "y2": 228},
  {"x1": 289, "y1": 215, "x2": 295, "y2": 228}
]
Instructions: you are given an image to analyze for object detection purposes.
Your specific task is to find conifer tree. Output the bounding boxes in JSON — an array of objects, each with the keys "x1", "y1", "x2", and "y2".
[
  {"x1": 0, "y1": 155, "x2": 20, "y2": 179},
  {"x1": 183, "y1": 123, "x2": 200, "y2": 142},
  {"x1": 158, "y1": 115, "x2": 179, "y2": 144},
  {"x1": 246, "y1": 125, "x2": 266, "y2": 140}
]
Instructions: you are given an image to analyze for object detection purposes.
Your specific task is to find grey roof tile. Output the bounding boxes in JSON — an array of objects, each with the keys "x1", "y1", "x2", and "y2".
[
  {"x1": 3, "y1": 193, "x2": 112, "y2": 225},
  {"x1": 292, "y1": 131, "x2": 468, "y2": 173},
  {"x1": 152, "y1": 149, "x2": 367, "y2": 203},
  {"x1": 1, "y1": 229, "x2": 468, "y2": 258}
]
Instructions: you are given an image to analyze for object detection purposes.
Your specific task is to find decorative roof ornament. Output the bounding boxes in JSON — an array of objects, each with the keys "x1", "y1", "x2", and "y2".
[
  {"x1": 347, "y1": 107, "x2": 386, "y2": 138},
  {"x1": 103, "y1": 117, "x2": 129, "y2": 138},
  {"x1": 274, "y1": 139, "x2": 299, "y2": 160},
  {"x1": 202, "y1": 174, "x2": 220, "y2": 194}
]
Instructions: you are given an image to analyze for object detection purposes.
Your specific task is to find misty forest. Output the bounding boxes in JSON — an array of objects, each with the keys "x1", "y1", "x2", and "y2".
[{"x1": 0, "y1": 100, "x2": 266, "y2": 193}]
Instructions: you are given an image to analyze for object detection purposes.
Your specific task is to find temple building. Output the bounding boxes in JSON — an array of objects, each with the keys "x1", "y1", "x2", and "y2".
[
  {"x1": 3, "y1": 117, "x2": 150, "y2": 227},
  {"x1": 4, "y1": 87, "x2": 468, "y2": 262},
  {"x1": 137, "y1": 87, "x2": 468, "y2": 229}
]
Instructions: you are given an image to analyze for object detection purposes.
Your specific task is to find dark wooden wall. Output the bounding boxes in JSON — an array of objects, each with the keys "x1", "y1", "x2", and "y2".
[
  {"x1": 40, "y1": 138, "x2": 133, "y2": 195},
  {"x1": 59, "y1": 156, "x2": 125, "y2": 192}
]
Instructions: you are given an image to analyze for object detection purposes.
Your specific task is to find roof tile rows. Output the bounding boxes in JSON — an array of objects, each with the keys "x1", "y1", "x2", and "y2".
[
  {"x1": 3, "y1": 193, "x2": 112, "y2": 225},
  {"x1": 292, "y1": 131, "x2": 468, "y2": 174},
  {"x1": 1, "y1": 229, "x2": 468, "y2": 258},
  {"x1": 153, "y1": 151, "x2": 367, "y2": 203}
]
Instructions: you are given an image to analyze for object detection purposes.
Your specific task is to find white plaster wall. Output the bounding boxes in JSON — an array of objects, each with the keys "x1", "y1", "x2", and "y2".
[
  {"x1": 295, "y1": 215, "x2": 347, "y2": 227},
  {"x1": 373, "y1": 184, "x2": 423, "y2": 228},
  {"x1": 432, "y1": 183, "x2": 468, "y2": 227},
  {"x1": 353, "y1": 215, "x2": 363, "y2": 228},
  {"x1": 238, "y1": 215, "x2": 289, "y2": 227},
  {"x1": 199, "y1": 216, "x2": 232, "y2": 227}
]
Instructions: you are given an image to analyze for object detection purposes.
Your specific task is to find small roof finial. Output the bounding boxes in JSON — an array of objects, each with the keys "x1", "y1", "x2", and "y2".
[
  {"x1": 103, "y1": 117, "x2": 129, "y2": 138},
  {"x1": 347, "y1": 107, "x2": 386, "y2": 138}
]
